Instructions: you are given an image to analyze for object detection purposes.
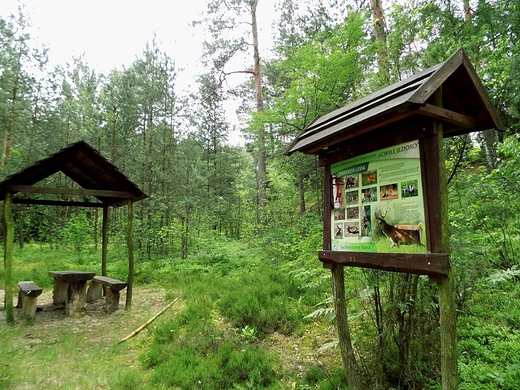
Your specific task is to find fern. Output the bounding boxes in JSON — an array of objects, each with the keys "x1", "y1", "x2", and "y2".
[
  {"x1": 317, "y1": 339, "x2": 339, "y2": 353},
  {"x1": 305, "y1": 306, "x2": 335, "y2": 320},
  {"x1": 487, "y1": 266, "x2": 520, "y2": 285}
]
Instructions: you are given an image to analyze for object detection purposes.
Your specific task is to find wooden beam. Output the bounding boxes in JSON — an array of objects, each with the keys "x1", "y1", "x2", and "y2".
[
  {"x1": 417, "y1": 103, "x2": 475, "y2": 129},
  {"x1": 126, "y1": 200, "x2": 134, "y2": 310},
  {"x1": 323, "y1": 165, "x2": 332, "y2": 250},
  {"x1": 4, "y1": 191, "x2": 15, "y2": 324},
  {"x1": 13, "y1": 198, "x2": 105, "y2": 208},
  {"x1": 7, "y1": 185, "x2": 134, "y2": 198},
  {"x1": 461, "y1": 54, "x2": 505, "y2": 130},
  {"x1": 318, "y1": 250, "x2": 450, "y2": 278},
  {"x1": 102, "y1": 205, "x2": 109, "y2": 277}
]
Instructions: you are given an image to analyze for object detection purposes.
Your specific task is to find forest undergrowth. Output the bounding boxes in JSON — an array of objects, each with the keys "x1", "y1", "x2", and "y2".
[{"x1": 1, "y1": 218, "x2": 520, "y2": 390}]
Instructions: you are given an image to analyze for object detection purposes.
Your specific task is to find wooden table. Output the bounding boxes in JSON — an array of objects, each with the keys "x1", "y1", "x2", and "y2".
[{"x1": 48, "y1": 271, "x2": 96, "y2": 317}]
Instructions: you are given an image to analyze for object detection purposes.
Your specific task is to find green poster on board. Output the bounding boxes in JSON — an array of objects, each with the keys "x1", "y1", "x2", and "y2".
[{"x1": 330, "y1": 140, "x2": 427, "y2": 253}]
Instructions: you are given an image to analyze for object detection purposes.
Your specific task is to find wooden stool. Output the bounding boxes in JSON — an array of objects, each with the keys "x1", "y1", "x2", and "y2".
[
  {"x1": 86, "y1": 276, "x2": 127, "y2": 313},
  {"x1": 18, "y1": 281, "x2": 43, "y2": 321}
]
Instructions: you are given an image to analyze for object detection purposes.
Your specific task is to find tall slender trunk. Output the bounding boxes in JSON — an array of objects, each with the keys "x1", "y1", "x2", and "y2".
[
  {"x1": 111, "y1": 105, "x2": 118, "y2": 163},
  {"x1": 2, "y1": 60, "x2": 20, "y2": 178},
  {"x1": 462, "y1": 0, "x2": 496, "y2": 170},
  {"x1": 251, "y1": 0, "x2": 266, "y2": 225},
  {"x1": 463, "y1": 0, "x2": 471, "y2": 22},
  {"x1": 298, "y1": 171, "x2": 306, "y2": 214},
  {"x1": 370, "y1": 0, "x2": 389, "y2": 80}
]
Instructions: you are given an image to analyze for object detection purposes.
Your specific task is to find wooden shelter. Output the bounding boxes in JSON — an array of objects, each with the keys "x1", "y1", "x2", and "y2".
[
  {"x1": 284, "y1": 48, "x2": 503, "y2": 390},
  {"x1": 1, "y1": 141, "x2": 147, "y2": 322}
]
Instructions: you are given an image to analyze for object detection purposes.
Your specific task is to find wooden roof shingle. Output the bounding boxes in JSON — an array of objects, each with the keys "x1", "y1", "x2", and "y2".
[{"x1": 285, "y1": 48, "x2": 504, "y2": 156}]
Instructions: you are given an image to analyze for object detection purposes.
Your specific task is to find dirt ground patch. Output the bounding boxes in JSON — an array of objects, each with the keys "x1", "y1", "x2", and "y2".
[
  {"x1": 0, "y1": 285, "x2": 186, "y2": 389},
  {"x1": 0, "y1": 286, "x2": 176, "y2": 343}
]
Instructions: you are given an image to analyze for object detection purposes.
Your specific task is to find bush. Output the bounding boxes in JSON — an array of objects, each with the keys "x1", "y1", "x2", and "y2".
[
  {"x1": 218, "y1": 265, "x2": 302, "y2": 336},
  {"x1": 144, "y1": 304, "x2": 279, "y2": 389}
]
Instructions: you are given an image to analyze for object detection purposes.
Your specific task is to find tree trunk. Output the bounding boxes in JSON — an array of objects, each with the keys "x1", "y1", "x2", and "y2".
[
  {"x1": 111, "y1": 105, "x2": 118, "y2": 163},
  {"x1": 181, "y1": 216, "x2": 188, "y2": 260},
  {"x1": 2, "y1": 61, "x2": 20, "y2": 178},
  {"x1": 369, "y1": 0, "x2": 389, "y2": 79},
  {"x1": 372, "y1": 270, "x2": 387, "y2": 388},
  {"x1": 463, "y1": 0, "x2": 471, "y2": 22},
  {"x1": 251, "y1": 0, "x2": 267, "y2": 225},
  {"x1": 298, "y1": 171, "x2": 306, "y2": 214},
  {"x1": 482, "y1": 129, "x2": 497, "y2": 170},
  {"x1": 18, "y1": 206, "x2": 26, "y2": 248}
]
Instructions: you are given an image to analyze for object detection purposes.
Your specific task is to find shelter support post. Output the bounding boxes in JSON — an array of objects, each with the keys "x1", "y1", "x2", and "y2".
[
  {"x1": 126, "y1": 199, "x2": 134, "y2": 310},
  {"x1": 331, "y1": 264, "x2": 362, "y2": 390},
  {"x1": 102, "y1": 205, "x2": 109, "y2": 277},
  {"x1": 3, "y1": 191, "x2": 15, "y2": 324}
]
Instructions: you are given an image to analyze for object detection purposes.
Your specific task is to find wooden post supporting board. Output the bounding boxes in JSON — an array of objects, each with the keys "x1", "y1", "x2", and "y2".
[
  {"x1": 433, "y1": 88, "x2": 458, "y2": 390},
  {"x1": 331, "y1": 264, "x2": 362, "y2": 390}
]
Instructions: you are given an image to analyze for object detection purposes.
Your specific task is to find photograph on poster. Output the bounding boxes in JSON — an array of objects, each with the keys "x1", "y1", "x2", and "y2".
[
  {"x1": 334, "y1": 223, "x2": 343, "y2": 239},
  {"x1": 344, "y1": 222, "x2": 360, "y2": 236},
  {"x1": 361, "y1": 205, "x2": 372, "y2": 237},
  {"x1": 346, "y1": 206, "x2": 360, "y2": 219},
  {"x1": 330, "y1": 140, "x2": 427, "y2": 253},
  {"x1": 380, "y1": 184, "x2": 399, "y2": 200},
  {"x1": 401, "y1": 180, "x2": 419, "y2": 198},
  {"x1": 345, "y1": 175, "x2": 359, "y2": 189},
  {"x1": 346, "y1": 190, "x2": 359, "y2": 205},
  {"x1": 332, "y1": 175, "x2": 345, "y2": 209},
  {"x1": 361, "y1": 187, "x2": 377, "y2": 203},
  {"x1": 334, "y1": 209, "x2": 345, "y2": 220},
  {"x1": 362, "y1": 170, "x2": 377, "y2": 186}
]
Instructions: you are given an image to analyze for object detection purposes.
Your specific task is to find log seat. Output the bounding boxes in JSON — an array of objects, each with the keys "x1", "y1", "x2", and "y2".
[
  {"x1": 86, "y1": 276, "x2": 127, "y2": 313},
  {"x1": 17, "y1": 281, "x2": 43, "y2": 320}
]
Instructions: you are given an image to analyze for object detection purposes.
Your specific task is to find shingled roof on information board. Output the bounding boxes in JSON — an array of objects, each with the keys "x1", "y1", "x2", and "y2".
[{"x1": 284, "y1": 48, "x2": 504, "y2": 156}]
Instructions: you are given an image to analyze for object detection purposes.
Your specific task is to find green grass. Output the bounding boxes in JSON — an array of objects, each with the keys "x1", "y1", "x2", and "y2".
[
  {"x1": 0, "y1": 293, "x2": 162, "y2": 389},
  {"x1": 3, "y1": 237, "x2": 520, "y2": 389},
  {"x1": 0, "y1": 242, "x2": 321, "y2": 389}
]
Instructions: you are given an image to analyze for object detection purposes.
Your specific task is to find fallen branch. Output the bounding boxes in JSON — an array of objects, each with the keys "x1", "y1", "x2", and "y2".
[{"x1": 118, "y1": 297, "x2": 179, "y2": 344}]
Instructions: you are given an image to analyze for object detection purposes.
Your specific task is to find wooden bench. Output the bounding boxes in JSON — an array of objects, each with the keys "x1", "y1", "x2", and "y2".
[
  {"x1": 86, "y1": 276, "x2": 127, "y2": 313},
  {"x1": 17, "y1": 281, "x2": 43, "y2": 320}
]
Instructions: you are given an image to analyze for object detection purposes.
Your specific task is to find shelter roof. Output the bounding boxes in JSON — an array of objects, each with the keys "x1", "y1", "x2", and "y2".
[
  {"x1": 284, "y1": 48, "x2": 504, "y2": 156},
  {"x1": 0, "y1": 141, "x2": 147, "y2": 208}
]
